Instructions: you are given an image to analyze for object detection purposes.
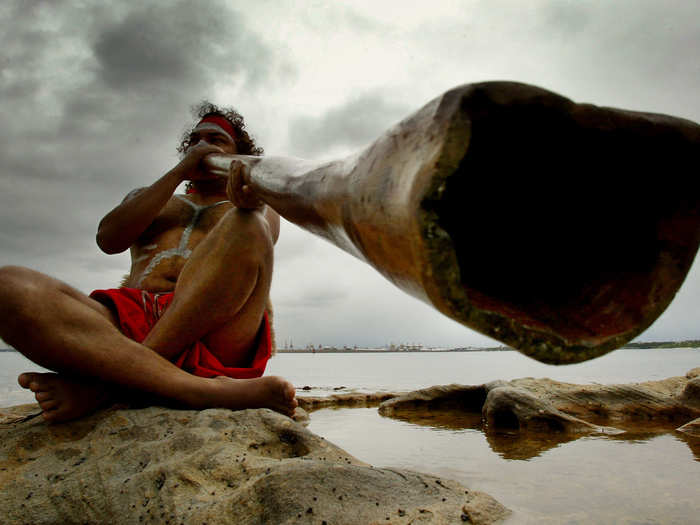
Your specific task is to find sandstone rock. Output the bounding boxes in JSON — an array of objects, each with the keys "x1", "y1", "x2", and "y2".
[
  {"x1": 298, "y1": 391, "x2": 400, "y2": 412},
  {"x1": 676, "y1": 417, "x2": 700, "y2": 438},
  {"x1": 291, "y1": 406, "x2": 310, "y2": 425},
  {"x1": 482, "y1": 386, "x2": 620, "y2": 435},
  {"x1": 678, "y1": 378, "x2": 700, "y2": 409},
  {"x1": 504, "y1": 376, "x2": 697, "y2": 426},
  {"x1": 379, "y1": 370, "x2": 700, "y2": 439},
  {"x1": 0, "y1": 405, "x2": 508, "y2": 525}
]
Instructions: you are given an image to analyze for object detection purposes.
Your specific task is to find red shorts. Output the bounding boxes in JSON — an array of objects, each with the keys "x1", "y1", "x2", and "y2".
[{"x1": 89, "y1": 288, "x2": 271, "y2": 379}]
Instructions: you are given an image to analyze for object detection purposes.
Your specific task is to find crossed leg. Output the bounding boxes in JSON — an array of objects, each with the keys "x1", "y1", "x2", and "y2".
[{"x1": 1, "y1": 208, "x2": 296, "y2": 423}]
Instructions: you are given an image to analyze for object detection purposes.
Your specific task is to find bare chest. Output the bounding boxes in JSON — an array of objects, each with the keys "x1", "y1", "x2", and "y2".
[
  {"x1": 129, "y1": 195, "x2": 232, "y2": 288},
  {"x1": 140, "y1": 195, "x2": 232, "y2": 246}
]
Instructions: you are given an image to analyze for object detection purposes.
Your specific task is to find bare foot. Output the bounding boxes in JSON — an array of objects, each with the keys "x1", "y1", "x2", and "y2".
[
  {"x1": 202, "y1": 375, "x2": 297, "y2": 417},
  {"x1": 17, "y1": 372, "x2": 109, "y2": 423}
]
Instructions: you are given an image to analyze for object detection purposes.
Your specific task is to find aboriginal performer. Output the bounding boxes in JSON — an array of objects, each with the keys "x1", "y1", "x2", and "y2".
[{"x1": 0, "y1": 103, "x2": 297, "y2": 422}]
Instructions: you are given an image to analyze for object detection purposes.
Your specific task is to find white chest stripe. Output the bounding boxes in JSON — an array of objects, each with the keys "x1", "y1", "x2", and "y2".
[{"x1": 135, "y1": 195, "x2": 228, "y2": 286}]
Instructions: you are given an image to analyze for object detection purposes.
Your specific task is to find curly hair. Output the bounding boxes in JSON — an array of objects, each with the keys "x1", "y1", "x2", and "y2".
[{"x1": 177, "y1": 101, "x2": 264, "y2": 157}]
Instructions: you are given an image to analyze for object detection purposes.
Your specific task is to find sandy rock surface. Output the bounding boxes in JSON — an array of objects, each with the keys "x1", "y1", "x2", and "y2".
[{"x1": 0, "y1": 405, "x2": 508, "y2": 525}]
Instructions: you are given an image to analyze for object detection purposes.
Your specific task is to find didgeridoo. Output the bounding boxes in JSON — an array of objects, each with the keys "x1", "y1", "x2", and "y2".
[{"x1": 204, "y1": 81, "x2": 700, "y2": 364}]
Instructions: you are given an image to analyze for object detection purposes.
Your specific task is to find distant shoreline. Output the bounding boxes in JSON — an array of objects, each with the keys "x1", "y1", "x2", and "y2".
[
  {"x1": 2, "y1": 340, "x2": 699, "y2": 354},
  {"x1": 276, "y1": 343, "x2": 700, "y2": 354},
  {"x1": 280, "y1": 340, "x2": 700, "y2": 353}
]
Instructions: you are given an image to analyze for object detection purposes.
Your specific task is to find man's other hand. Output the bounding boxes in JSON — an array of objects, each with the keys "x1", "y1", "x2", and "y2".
[
  {"x1": 176, "y1": 141, "x2": 224, "y2": 182},
  {"x1": 227, "y1": 160, "x2": 264, "y2": 210}
]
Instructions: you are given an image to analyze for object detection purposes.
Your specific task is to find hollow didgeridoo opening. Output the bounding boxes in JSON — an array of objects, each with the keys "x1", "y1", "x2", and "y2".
[{"x1": 419, "y1": 82, "x2": 700, "y2": 363}]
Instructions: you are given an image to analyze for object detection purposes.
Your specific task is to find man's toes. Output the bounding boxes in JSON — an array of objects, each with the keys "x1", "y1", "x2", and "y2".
[
  {"x1": 35, "y1": 391, "x2": 53, "y2": 402},
  {"x1": 39, "y1": 399, "x2": 59, "y2": 412},
  {"x1": 42, "y1": 409, "x2": 59, "y2": 422},
  {"x1": 279, "y1": 379, "x2": 295, "y2": 400},
  {"x1": 17, "y1": 372, "x2": 37, "y2": 389},
  {"x1": 19, "y1": 372, "x2": 57, "y2": 392}
]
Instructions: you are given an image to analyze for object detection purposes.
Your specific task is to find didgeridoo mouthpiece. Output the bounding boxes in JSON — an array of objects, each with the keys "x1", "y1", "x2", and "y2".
[{"x1": 206, "y1": 82, "x2": 700, "y2": 364}]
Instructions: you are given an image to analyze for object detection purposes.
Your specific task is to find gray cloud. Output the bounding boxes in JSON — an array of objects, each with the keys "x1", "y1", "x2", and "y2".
[
  {"x1": 93, "y1": 2, "x2": 273, "y2": 91},
  {"x1": 279, "y1": 288, "x2": 348, "y2": 309},
  {"x1": 540, "y1": 0, "x2": 591, "y2": 35},
  {"x1": 296, "y1": 3, "x2": 386, "y2": 35},
  {"x1": 288, "y1": 92, "x2": 411, "y2": 157}
]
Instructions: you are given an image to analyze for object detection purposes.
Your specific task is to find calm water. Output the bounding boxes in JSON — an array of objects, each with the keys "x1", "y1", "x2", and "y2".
[{"x1": 2, "y1": 349, "x2": 699, "y2": 524}]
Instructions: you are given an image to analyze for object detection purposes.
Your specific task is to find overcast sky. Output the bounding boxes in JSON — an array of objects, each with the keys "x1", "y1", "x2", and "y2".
[{"x1": 1, "y1": 0, "x2": 699, "y2": 350}]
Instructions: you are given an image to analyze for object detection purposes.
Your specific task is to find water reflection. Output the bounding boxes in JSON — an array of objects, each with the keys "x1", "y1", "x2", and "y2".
[
  {"x1": 380, "y1": 406, "x2": 700, "y2": 461},
  {"x1": 676, "y1": 433, "x2": 700, "y2": 461},
  {"x1": 308, "y1": 407, "x2": 700, "y2": 523}
]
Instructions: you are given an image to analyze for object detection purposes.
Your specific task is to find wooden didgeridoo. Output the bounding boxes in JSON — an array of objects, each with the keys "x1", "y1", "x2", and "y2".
[{"x1": 204, "y1": 81, "x2": 700, "y2": 364}]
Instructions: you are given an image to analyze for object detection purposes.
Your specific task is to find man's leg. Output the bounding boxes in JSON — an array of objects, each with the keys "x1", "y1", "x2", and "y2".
[
  {"x1": 0, "y1": 266, "x2": 295, "y2": 422},
  {"x1": 138, "y1": 206, "x2": 296, "y2": 414},
  {"x1": 143, "y1": 207, "x2": 275, "y2": 364}
]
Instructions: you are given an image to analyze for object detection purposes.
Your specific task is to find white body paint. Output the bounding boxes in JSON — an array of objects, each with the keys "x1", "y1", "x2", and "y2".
[{"x1": 135, "y1": 195, "x2": 228, "y2": 287}]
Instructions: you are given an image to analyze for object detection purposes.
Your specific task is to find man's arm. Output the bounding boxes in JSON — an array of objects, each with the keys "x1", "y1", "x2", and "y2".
[{"x1": 96, "y1": 143, "x2": 223, "y2": 254}]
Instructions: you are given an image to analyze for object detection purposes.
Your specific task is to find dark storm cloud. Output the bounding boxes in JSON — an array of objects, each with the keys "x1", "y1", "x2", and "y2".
[
  {"x1": 92, "y1": 2, "x2": 272, "y2": 91},
  {"x1": 288, "y1": 92, "x2": 411, "y2": 157},
  {"x1": 0, "y1": 0, "x2": 280, "y2": 163},
  {"x1": 69, "y1": 0, "x2": 278, "y2": 139}
]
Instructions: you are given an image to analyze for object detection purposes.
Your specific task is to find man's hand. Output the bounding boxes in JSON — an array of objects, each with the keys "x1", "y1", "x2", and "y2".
[
  {"x1": 227, "y1": 160, "x2": 264, "y2": 210},
  {"x1": 175, "y1": 140, "x2": 224, "y2": 182}
]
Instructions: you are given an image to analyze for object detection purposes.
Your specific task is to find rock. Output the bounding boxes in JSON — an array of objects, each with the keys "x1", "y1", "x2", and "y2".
[
  {"x1": 0, "y1": 405, "x2": 508, "y2": 524},
  {"x1": 676, "y1": 417, "x2": 700, "y2": 438},
  {"x1": 298, "y1": 391, "x2": 401, "y2": 412},
  {"x1": 482, "y1": 386, "x2": 620, "y2": 435},
  {"x1": 679, "y1": 378, "x2": 700, "y2": 409},
  {"x1": 0, "y1": 403, "x2": 43, "y2": 425},
  {"x1": 504, "y1": 376, "x2": 697, "y2": 425},
  {"x1": 291, "y1": 406, "x2": 310, "y2": 425},
  {"x1": 686, "y1": 367, "x2": 700, "y2": 379},
  {"x1": 380, "y1": 371, "x2": 700, "y2": 433}
]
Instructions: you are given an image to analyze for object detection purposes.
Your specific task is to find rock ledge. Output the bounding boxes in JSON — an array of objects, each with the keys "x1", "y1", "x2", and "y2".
[{"x1": 0, "y1": 405, "x2": 508, "y2": 524}]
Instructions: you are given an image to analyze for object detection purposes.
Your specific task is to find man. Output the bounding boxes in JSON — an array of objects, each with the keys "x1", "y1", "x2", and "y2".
[{"x1": 0, "y1": 103, "x2": 297, "y2": 423}]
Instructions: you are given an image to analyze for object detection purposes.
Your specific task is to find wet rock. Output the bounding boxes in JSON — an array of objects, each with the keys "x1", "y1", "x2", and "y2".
[
  {"x1": 482, "y1": 387, "x2": 619, "y2": 434},
  {"x1": 679, "y1": 378, "x2": 700, "y2": 409},
  {"x1": 676, "y1": 417, "x2": 700, "y2": 438},
  {"x1": 298, "y1": 391, "x2": 400, "y2": 412},
  {"x1": 0, "y1": 405, "x2": 508, "y2": 524},
  {"x1": 379, "y1": 369, "x2": 700, "y2": 435}
]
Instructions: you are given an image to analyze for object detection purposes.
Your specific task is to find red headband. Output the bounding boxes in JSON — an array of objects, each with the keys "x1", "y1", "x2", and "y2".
[{"x1": 197, "y1": 115, "x2": 237, "y2": 141}]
